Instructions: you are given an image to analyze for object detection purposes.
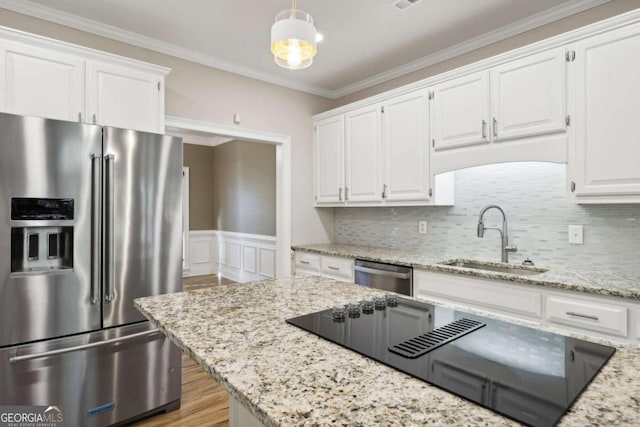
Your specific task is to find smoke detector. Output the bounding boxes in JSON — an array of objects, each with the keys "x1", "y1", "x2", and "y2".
[{"x1": 391, "y1": 0, "x2": 422, "y2": 10}]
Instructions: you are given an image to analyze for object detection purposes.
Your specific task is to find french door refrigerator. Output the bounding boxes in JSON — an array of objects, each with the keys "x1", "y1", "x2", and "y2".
[{"x1": 0, "y1": 112, "x2": 183, "y2": 426}]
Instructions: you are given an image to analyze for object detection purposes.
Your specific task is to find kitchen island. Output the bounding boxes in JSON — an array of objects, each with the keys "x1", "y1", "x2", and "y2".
[{"x1": 135, "y1": 276, "x2": 640, "y2": 426}]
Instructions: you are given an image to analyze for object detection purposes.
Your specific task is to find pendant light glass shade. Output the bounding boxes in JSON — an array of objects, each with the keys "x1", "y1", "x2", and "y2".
[{"x1": 271, "y1": 8, "x2": 317, "y2": 70}]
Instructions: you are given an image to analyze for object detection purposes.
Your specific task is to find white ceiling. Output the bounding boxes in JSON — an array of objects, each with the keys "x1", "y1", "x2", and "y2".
[{"x1": 0, "y1": 0, "x2": 609, "y2": 98}]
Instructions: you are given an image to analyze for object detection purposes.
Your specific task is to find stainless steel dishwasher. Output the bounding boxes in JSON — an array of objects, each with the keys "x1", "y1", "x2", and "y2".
[{"x1": 354, "y1": 259, "x2": 413, "y2": 296}]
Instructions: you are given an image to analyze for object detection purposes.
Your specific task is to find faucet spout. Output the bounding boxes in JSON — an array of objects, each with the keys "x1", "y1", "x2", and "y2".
[{"x1": 476, "y1": 205, "x2": 517, "y2": 263}]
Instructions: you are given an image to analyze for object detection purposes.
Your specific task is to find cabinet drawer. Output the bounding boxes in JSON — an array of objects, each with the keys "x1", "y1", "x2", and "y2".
[
  {"x1": 321, "y1": 256, "x2": 354, "y2": 281},
  {"x1": 414, "y1": 270, "x2": 542, "y2": 319},
  {"x1": 294, "y1": 252, "x2": 320, "y2": 272},
  {"x1": 546, "y1": 295, "x2": 628, "y2": 337}
]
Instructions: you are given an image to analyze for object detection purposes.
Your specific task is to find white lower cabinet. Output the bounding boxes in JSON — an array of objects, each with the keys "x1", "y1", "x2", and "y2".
[
  {"x1": 294, "y1": 251, "x2": 354, "y2": 283},
  {"x1": 414, "y1": 268, "x2": 639, "y2": 343},
  {"x1": 320, "y1": 255, "x2": 354, "y2": 282},
  {"x1": 546, "y1": 295, "x2": 628, "y2": 337},
  {"x1": 229, "y1": 396, "x2": 264, "y2": 427},
  {"x1": 413, "y1": 270, "x2": 542, "y2": 321},
  {"x1": 294, "y1": 251, "x2": 321, "y2": 275}
]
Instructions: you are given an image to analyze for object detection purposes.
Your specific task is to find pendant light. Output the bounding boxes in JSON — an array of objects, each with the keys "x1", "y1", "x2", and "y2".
[{"x1": 270, "y1": 0, "x2": 317, "y2": 70}]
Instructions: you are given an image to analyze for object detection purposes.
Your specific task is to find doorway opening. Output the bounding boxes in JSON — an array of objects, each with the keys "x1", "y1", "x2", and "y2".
[{"x1": 166, "y1": 116, "x2": 291, "y2": 280}]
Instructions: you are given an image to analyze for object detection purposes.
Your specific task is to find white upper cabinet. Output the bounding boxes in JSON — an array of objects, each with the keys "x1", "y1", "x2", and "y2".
[
  {"x1": 0, "y1": 41, "x2": 84, "y2": 122},
  {"x1": 345, "y1": 103, "x2": 382, "y2": 203},
  {"x1": 86, "y1": 61, "x2": 163, "y2": 133},
  {"x1": 0, "y1": 28, "x2": 168, "y2": 133},
  {"x1": 570, "y1": 22, "x2": 640, "y2": 202},
  {"x1": 431, "y1": 70, "x2": 490, "y2": 151},
  {"x1": 382, "y1": 89, "x2": 430, "y2": 202},
  {"x1": 314, "y1": 90, "x2": 449, "y2": 207},
  {"x1": 314, "y1": 115, "x2": 345, "y2": 205},
  {"x1": 490, "y1": 48, "x2": 566, "y2": 141}
]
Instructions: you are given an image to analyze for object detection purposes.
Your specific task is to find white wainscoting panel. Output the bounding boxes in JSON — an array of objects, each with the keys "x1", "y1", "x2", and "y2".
[
  {"x1": 243, "y1": 246, "x2": 257, "y2": 274},
  {"x1": 217, "y1": 231, "x2": 277, "y2": 283},
  {"x1": 184, "y1": 230, "x2": 218, "y2": 277},
  {"x1": 259, "y1": 248, "x2": 276, "y2": 278},
  {"x1": 228, "y1": 242, "x2": 242, "y2": 269}
]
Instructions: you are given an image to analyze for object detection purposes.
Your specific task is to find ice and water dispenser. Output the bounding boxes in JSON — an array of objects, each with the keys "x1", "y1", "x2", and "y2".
[{"x1": 10, "y1": 198, "x2": 74, "y2": 273}]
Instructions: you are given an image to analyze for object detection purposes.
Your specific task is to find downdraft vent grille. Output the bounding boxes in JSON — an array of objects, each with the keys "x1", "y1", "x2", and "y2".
[
  {"x1": 389, "y1": 318, "x2": 485, "y2": 359},
  {"x1": 392, "y1": 0, "x2": 422, "y2": 10}
]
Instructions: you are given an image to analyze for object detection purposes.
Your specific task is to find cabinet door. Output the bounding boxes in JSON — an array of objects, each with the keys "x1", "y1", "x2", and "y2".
[
  {"x1": 572, "y1": 23, "x2": 640, "y2": 198},
  {"x1": 345, "y1": 104, "x2": 382, "y2": 203},
  {"x1": 314, "y1": 115, "x2": 345, "y2": 204},
  {"x1": 491, "y1": 48, "x2": 566, "y2": 141},
  {"x1": 431, "y1": 70, "x2": 490, "y2": 150},
  {"x1": 86, "y1": 61, "x2": 163, "y2": 133},
  {"x1": 0, "y1": 41, "x2": 84, "y2": 122},
  {"x1": 382, "y1": 89, "x2": 430, "y2": 202}
]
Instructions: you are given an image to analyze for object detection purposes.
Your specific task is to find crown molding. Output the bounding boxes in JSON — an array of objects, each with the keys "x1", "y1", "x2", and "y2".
[
  {"x1": 0, "y1": 0, "x2": 334, "y2": 98},
  {"x1": 313, "y1": 5, "x2": 640, "y2": 120},
  {"x1": 0, "y1": 0, "x2": 611, "y2": 100},
  {"x1": 331, "y1": 0, "x2": 611, "y2": 98}
]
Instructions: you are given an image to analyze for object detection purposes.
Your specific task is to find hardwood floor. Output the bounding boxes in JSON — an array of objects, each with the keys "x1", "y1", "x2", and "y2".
[
  {"x1": 132, "y1": 355, "x2": 229, "y2": 427},
  {"x1": 131, "y1": 275, "x2": 232, "y2": 427}
]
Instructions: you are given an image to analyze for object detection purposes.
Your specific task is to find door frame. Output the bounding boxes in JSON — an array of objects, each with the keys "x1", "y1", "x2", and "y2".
[
  {"x1": 165, "y1": 115, "x2": 291, "y2": 279},
  {"x1": 181, "y1": 166, "x2": 190, "y2": 271}
]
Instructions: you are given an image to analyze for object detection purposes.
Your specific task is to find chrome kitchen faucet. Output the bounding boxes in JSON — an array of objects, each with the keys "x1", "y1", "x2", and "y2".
[{"x1": 477, "y1": 205, "x2": 518, "y2": 263}]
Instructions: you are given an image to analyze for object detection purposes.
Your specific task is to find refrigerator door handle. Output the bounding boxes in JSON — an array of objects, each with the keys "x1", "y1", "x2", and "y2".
[
  {"x1": 8, "y1": 329, "x2": 163, "y2": 364},
  {"x1": 90, "y1": 153, "x2": 101, "y2": 305},
  {"x1": 105, "y1": 154, "x2": 115, "y2": 303}
]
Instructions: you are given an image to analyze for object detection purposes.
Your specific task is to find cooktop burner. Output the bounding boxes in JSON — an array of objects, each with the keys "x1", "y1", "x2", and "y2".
[{"x1": 286, "y1": 296, "x2": 616, "y2": 427}]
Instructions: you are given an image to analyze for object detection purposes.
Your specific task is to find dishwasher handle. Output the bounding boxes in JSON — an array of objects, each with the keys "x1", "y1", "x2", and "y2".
[{"x1": 354, "y1": 265, "x2": 411, "y2": 280}]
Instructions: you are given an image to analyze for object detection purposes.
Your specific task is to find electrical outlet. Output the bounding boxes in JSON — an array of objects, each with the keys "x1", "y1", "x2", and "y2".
[
  {"x1": 568, "y1": 225, "x2": 584, "y2": 244},
  {"x1": 418, "y1": 221, "x2": 427, "y2": 234}
]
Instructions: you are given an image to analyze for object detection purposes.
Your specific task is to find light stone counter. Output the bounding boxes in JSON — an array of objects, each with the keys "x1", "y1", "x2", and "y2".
[
  {"x1": 293, "y1": 243, "x2": 640, "y2": 300},
  {"x1": 135, "y1": 276, "x2": 640, "y2": 426}
]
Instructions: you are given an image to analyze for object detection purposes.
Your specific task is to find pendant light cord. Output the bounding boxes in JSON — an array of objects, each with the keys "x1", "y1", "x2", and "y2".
[{"x1": 291, "y1": 0, "x2": 296, "y2": 19}]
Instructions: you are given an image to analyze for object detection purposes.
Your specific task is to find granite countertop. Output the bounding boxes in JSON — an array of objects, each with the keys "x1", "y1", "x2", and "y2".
[
  {"x1": 135, "y1": 276, "x2": 640, "y2": 426},
  {"x1": 292, "y1": 243, "x2": 640, "y2": 300}
]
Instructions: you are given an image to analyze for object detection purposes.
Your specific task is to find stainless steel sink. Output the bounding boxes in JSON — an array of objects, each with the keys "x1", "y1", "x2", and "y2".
[{"x1": 440, "y1": 260, "x2": 548, "y2": 276}]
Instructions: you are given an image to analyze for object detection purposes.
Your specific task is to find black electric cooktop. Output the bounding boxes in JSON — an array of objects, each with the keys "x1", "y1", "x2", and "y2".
[{"x1": 286, "y1": 296, "x2": 616, "y2": 427}]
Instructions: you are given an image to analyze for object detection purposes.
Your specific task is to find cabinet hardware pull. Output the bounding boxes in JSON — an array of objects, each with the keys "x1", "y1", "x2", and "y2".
[
  {"x1": 570, "y1": 181, "x2": 576, "y2": 192},
  {"x1": 299, "y1": 260, "x2": 310, "y2": 265},
  {"x1": 93, "y1": 114, "x2": 97, "y2": 124},
  {"x1": 345, "y1": 187, "x2": 349, "y2": 201},
  {"x1": 493, "y1": 118, "x2": 498, "y2": 137},
  {"x1": 566, "y1": 311, "x2": 599, "y2": 321},
  {"x1": 327, "y1": 266, "x2": 340, "y2": 270},
  {"x1": 338, "y1": 187, "x2": 343, "y2": 201},
  {"x1": 482, "y1": 120, "x2": 487, "y2": 139},
  {"x1": 78, "y1": 112, "x2": 82, "y2": 123},
  {"x1": 382, "y1": 184, "x2": 387, "y2": 199}
]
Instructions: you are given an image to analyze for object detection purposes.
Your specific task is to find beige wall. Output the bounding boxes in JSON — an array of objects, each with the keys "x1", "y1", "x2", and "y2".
[
  {"x1": 183, "y1": 141, "x2": 276, "y2": 235},
  {"x1": 0, "y1": 9, "x2": 334, "y2": 245},
  {"x1": 212, "y1": 140, "x2": 276, "y2": 236},
  {"x1": 331, "y1": 0, "x2": 640, "y2": 107},
  {"x1": 183, "y1": 144, "x2": 215, "y2": 230}
]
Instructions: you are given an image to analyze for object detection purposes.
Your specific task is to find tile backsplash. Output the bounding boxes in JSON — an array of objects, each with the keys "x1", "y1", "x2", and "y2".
[{"x1": 334, "y1": 162, "x2": 640, "y2": 273}]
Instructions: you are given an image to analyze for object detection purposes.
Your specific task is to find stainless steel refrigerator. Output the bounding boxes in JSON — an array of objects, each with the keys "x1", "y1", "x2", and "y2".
[{"x1": 0, "y1": 112, "x2": 183, "y2": 425}]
